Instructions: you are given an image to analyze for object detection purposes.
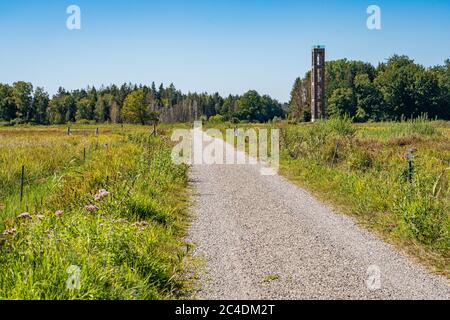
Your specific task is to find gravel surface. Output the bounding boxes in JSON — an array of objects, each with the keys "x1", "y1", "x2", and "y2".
[{"x1": 188, "y1": 129, "x2": 450, "y2": 300}]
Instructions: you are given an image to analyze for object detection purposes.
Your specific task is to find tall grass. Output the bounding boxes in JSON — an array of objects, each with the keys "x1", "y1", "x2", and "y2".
[
  {"x1": 0, "y1": 129, "x2": 189, "y2": 299},
  {"x1": 389, "y1": 114, "x2": 438, "y2": 137}
]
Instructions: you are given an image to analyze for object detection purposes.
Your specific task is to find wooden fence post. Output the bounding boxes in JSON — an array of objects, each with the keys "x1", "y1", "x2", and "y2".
[
  {"x1": 20, "y1": 164, "x2": 25, "y2": 203},
  {"x1": 406, "y1": 148, "x2": 417, "y2": 183}
]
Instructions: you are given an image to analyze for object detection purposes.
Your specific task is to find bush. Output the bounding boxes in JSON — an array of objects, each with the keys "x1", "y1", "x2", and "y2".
[
  {"x1": 323, "y1": 115, "x2": 356, "y2": 138},
  {"x1": 10, "y1": 118, "x2": 26, "y2": 126},
  {"x1": 76, "y1": 119, "x2": 96, "y2": 125},
  {"x1": 208, "y1": 114, "x2": 224, "y2": 123}
]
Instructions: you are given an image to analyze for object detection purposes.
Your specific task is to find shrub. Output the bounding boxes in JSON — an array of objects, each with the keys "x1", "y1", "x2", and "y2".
[
  {"x1": 76, "y1": 119, "x2": 96, "y2": 125},
  {"x1": 323, "y1": 115, "x2": 356, "y2": 138},
  {"x1": 208, "y1": 114, "x2": 224, "y2": 123}
]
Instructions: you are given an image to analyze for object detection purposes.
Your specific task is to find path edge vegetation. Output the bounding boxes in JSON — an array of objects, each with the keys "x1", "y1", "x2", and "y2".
[
  {"x1": 280, "y1": 118, "x2": 449, "y2": 278},
  {"x1": 0, "y1": 127, "x2": 194, "y2": 299}
]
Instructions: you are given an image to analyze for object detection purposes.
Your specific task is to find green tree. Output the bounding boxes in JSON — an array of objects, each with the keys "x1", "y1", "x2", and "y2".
[
  {"x1": 413, "y1": 69, "x2": 440, "y2": 118},
  {"x1": 122, "y1": 89, "x2": 150, "y2": 124},
  {"x1": 12, "y1": 81, "x2": 33, "y2": 123},
  {"x1": 48, "y1": 88, "x2": 72, "y2": 124},
  {"x1": 237, "y1": 90, "x2": 263, "y2": 122},
  {"x1": 328, "y1": 88, "x2": 356, "y2": 118},
  {"x1": 289, "y1": 77, "x2": 310, "y2": 122},
  {"x1": 431, "y1": 59, "x2": 450, "y2": 119},
  {"x1": 33, "y1": 87, "x2": 49, "y2": 124},
  {"x1": 237, "y1": 90, "x2": 284, "y2": 122},
  {"x1": 219, "y1": 95, "x2": 238, "y2": 117},
  {"x1": 374, "y1": 55, "x2": 423, "y2": 119},
  {"x1": 0, "y1": 84, "x2": 16, "y2": 121},
  {"x1": 64, "y1": 95, "x2": 77, "y2": 123},
  {"x1": 353, "y1": 74, "x2": 384, "y2": 121},
  {"x1": 289, "y1": 77, "x2": 302, "y2": 120},
  {"x1": 76, "y1": 98, "x2": 94, "y2": 121},
  {"x1": 325, "y1": 59, "x2": 375, "y2": 101},
  {"x1": 95, "y1": 94, "x2": 113, "y2": 122}
]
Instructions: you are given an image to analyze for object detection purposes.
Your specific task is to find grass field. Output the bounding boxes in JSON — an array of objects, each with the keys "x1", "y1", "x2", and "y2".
[
  {"x1": 0, "y1": 125, "x2": 190, "y2": 299},
  {"x1": 207, "y1": 118, "x2": 450, "y2": 277}
]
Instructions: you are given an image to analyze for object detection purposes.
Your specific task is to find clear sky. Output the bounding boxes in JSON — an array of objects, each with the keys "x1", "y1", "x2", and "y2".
[{"x1": 0, "y1": 0, "x2": 449, "y2": 102}]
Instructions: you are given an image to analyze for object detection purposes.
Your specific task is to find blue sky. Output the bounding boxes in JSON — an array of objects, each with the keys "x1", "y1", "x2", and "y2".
[{"x1": 0, "y1": 0, "x2": 449, "y2": 102}]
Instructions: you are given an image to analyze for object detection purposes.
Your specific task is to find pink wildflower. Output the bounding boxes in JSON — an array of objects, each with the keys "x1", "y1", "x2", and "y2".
[
  {"x1": 84, "y1": 204, "x2": 99, "y2": 213},
  {"x1": 132, "y1": 221, "x2": 149, "y2": 228},
  {"x1": 94, "y1": 189, "x2": 110, "y2": 201},
  {"x1": 17, "y1": 212, "x2": 32, "y2": 220},
  {"x1": 55, "y1": 210, "x2": 64, "y2": 217},
  {"x1": 46, "y1": 228, "x2": 54, "y2": 237},
  {"x1": 2, "y1": 228, "x2": 16, "y2": 236}
]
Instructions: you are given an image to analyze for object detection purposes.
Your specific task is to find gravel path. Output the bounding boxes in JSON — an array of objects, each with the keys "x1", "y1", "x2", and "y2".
[{"x1": 188, "y1": 129, "x2": 449, "y2": 300}]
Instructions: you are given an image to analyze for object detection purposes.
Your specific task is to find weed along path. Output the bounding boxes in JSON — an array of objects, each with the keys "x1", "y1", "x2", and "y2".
[{"x1": 187, "y1": 128, "x2": 450, "y2": 300}]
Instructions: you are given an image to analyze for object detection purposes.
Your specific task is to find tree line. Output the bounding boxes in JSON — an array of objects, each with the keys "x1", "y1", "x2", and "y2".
[
  {"x1": 289, "y1": 55, "x2": 450, "y2": 122},
  {"x1": 2, "y1": 54, "x2": 448, "y2": 125},
  {"x1": 0, "y1": 81, "x2": 285, "y2": 125}
]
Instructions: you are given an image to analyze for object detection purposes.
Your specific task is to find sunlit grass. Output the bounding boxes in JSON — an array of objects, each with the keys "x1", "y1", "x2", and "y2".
[{"x1": 0, "y1": 126, "x2": 190, "y2": 299}]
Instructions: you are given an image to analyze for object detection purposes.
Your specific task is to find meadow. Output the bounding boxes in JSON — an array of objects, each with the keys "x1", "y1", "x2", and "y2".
[{"x1": 0, "y1": 125, "x2": 190, "y2": 299}]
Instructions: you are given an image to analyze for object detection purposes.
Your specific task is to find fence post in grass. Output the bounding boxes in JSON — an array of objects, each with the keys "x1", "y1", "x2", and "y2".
[
  {"x1": 67, "y1": 127, "x2": 71, "y2": 135},
  {"x1": 20, "y1": 163, "x2": 25, "y2": 203},
  {"x1": 83, "y1": 147, "x2": 86, "y2": 162},
  {"x1": 96, "y1": 127, "x2": 99, "y2": 135},
  {"x1": 406, "y1": 148, "x2": 417, "y2": 183},
  {"x1": 331, "y1": 140, "x2": 339, "y2": 165}
]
